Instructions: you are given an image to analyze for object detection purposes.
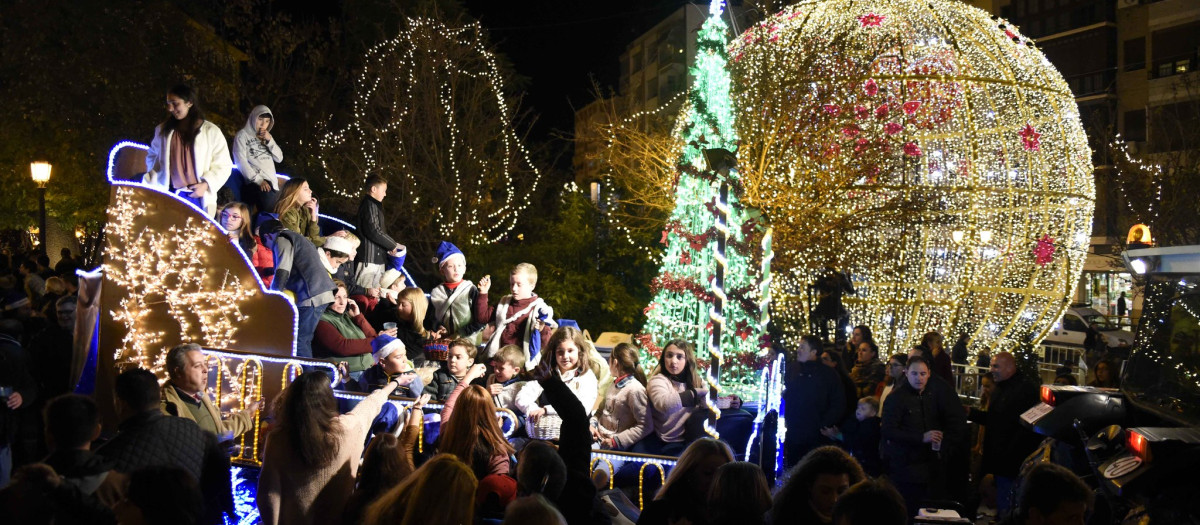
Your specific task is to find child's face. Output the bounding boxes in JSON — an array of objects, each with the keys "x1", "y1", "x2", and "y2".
[
  {"x1": 220, "y1": 208, "x2": 244, "y2": 232},
  {"x1": 556, "y1": 340, "x2": 580, "y2": 373},
  {"x1": 663, "y1": 345, "x2": 688, "y2": 376},
  {"x1": 440, "y1": 259, "x2": 465, "y2": 283},
  {"x1": 396, "y1": 299, "x2": 413, "y2": 321},
  {"x1": 297, "y1": 181, "x2": 313, "y2": 204},
  {"x1": 381, "y1": 351, "x2": 410, "y2": 375},
  {"x1": 855, "y1": 402, "x2": 877, "y2": 421},
  {"x1": 447, "y1": 345, "x2": 472, "y2": 378},
  {"x1": 510, "y1": 271, "x2": 535, "y2": 299},
  {"x1": 492, "y1": 359, "x2": 520, "y2": 382},
  {"x1": 369, "y1": 182, "x2": 388, "y2": 202},
  {"x1": 256, "y1": 115, "x2": 272, "y2": 134}
]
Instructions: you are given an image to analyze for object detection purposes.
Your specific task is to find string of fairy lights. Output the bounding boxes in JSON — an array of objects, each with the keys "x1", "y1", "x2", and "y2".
[
  {"x1": 726, "y1": 0, "x2": 1095, "y2": 358},
  {"x1": 105, "y1": 187, "x2": 256, "y2": 373},
  {"x1": 315, "y1": 17, "x2": 542, "y2": 243},
  {"x1": 637, "y1": 0, "x2": 772, "y2": 402},
  {"x1": 1110, "y1": 133, "x2": 1163, "y2": 227}
]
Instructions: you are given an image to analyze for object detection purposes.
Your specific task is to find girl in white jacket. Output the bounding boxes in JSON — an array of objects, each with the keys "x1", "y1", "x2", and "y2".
[
  {"x1": 515, "y1": 326, "x2": 599, "y2": 426},
  {"x1": 144, "y1": 84, "x2": 232, "y2": 218}
]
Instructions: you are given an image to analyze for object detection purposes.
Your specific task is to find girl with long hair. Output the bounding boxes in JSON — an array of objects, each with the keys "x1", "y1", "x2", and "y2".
[
  {"x1": 274, "y1": 177, "x2": 329, "y2": 248},
  {"x1": 439, "y1": 363, "x2": 515, "y2": 479},
  {"x1": 514, "y1": 326, "x2": 601, "y2": 426},
  {"x1": 144, "y1": 84, "x2": 232, "y2": 217},
  {"x1": 593, "y1": 342, "x2": 650, "y2": 450},
  {"x1": 257, "y1": 370, "x2": 401, "y2": 525},
  {"x1": 387, "y1": 287, "x2": 431, "y2": 366},
  {"x1": 218, "y1": 201, "x2": 256, "y2": 255},
  {"x1": 344, "y1": 394, "x2": 429, "y2": 525},
  {"x1": 362, "y1": 453, "x2": 478, "y2": 525},
  {"x1": 638, "y1": 339, "x2": 708, "y2": 456},
  {"x1": 637, "y1": 438, "x2": 734, "y2": 525},
  {"x1": 708, "y1": 462, "x2": 772, "y2": 525}
]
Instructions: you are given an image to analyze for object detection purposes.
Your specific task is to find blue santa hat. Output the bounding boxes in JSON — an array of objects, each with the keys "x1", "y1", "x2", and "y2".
[
  {"x1": 371, "y1": 334, "x2": 406, "y2": 364},
  {"x1": 433, "y1": 241, "x2": 465, "y2": 268}
]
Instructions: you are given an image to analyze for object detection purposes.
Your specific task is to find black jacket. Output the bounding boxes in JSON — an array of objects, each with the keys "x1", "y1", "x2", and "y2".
[
  {"x1": 354, "y1": 196, "x2": 398, "y2": 266},
  {"x1": 784, "y1": 360, "x2": 846, "y2": 454},
  {"x1": 0, "y1": 333, "x2": 37, "y2": 445},
  {"x1": 540, "y1": 373, "x2": 611, "y2": 525},
  {"x1": 968, "y1": 372, "x2": 1042, "y2": 477},
  {"x1": 96, "y1": 410, "x2": 232, "y2": 523},
  {"x1": 880, "y1": 377, "x2": 966, "y2": 484}
]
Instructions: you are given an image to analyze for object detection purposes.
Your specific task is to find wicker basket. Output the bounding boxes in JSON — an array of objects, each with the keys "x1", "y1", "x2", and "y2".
[
  {"x1": 525, "y1": 413, "x2": 563, "y2": 441},
  {"x1": 424, "y1": 338, "x2": 450, "y2": 361}
]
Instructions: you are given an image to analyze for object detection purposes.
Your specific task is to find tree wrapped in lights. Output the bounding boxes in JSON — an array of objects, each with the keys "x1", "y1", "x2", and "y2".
[
  {"x1": 637, "y1": 0, "x2": 771, "y2": 401},
  {"x1": 316, "y1": 16, "x2": 542, "y2": 273},
  {"x1": 728, "y1": 0, "x2": 1094, "y2": 357}
]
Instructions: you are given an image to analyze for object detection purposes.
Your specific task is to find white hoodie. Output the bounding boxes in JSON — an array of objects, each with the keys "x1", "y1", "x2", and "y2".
[{"x1": 233, "y1": 105, "x2": 283, "y2": 190}]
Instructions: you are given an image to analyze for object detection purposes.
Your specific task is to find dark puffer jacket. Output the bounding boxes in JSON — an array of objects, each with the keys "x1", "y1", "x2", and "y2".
[{"x1": 879, "y1": 377, "x2": 966, "y2": 484}]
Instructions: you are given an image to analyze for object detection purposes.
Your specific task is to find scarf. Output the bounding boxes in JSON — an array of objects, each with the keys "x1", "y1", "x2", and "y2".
[{"x1": 321, "y1": 309, "x2": 365, "y2": 339}]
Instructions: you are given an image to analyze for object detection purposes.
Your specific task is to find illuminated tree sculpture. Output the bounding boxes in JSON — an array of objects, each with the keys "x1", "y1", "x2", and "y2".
[
  {"x1": 637, "y1": 0, "x2": 772, "y2": 401},
  {"x1": 728, "y1": 0, "x2": 1095, "y2": 357},
  {"x1": 316, "y1": 16, "x2": 543, "y2": 267}
]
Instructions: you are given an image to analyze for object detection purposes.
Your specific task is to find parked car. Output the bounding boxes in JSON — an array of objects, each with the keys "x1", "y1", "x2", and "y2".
[{"x1": 1042, "y1": 306, "x2": 1134, "y2": 349}]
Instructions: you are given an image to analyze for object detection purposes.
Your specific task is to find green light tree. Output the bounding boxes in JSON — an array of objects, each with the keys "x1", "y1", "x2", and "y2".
[{"x1": 636, "y1": 0, "x2": 772, "y2": 401}]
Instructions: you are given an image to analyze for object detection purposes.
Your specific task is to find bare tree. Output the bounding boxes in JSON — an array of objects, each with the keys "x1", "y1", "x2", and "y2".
[{"x1": 315, "y1": 14, "x2": 543, "y2": 275}]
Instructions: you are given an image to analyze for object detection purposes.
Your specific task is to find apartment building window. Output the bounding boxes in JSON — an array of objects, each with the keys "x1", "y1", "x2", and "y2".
[
  {"x1": 647, "y1": 75, "x2": 659, "y2": 102},
  {"x1": 1123, "y1": 109, "x2": 1145, "y2": 142},
  {"x1": 632, "y1": 49, "x2": 643, "y2": 73},
  {"x1": 1123, "y1": 38, "x2": 1145, "y2": 71},
  {"x1": 1151, "y1": 21, "x2": 1200, "y2": 78}
]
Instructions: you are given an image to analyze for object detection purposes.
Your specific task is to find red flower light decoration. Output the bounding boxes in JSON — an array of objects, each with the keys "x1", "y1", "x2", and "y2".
[
  {"x1": 854, "y1": 105, "x2": 870, "y2": 120},
  {"x1": 885, "y1": 122, "x2": 903, "y2": 135},
  {"x1": 875, "y1": 103, "x2": 889, "y2": 119},
  {"x1": 903, "y1": 100, "x2": 922, "y2": 115},
  {"x1": 859, "y1": 13, "x2": 885, "y2": 27},
  {"x1": 863, "y1": 78, "x2": 879, "y2": 96},
  {"x1": 1034, "y1": 235, "x2": 1056, "y2": 266},
  {"x1": 903, "y1": 141, "x2": 922, "y2": 157},
  {"x1": 822, "y1": 104, "x2": 841, "y2": 115},
  {"x1": 1019, "y1": 123, "x2": 1041, "y2": 151},
  {"x1": 842, "y1": 125, "x2": 860, "y2": 138}
]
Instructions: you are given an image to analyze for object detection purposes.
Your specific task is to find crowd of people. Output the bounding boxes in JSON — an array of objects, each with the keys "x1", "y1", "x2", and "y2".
[{"x1": 0, "y1": 84, "x2": 1109, "y2": 524}]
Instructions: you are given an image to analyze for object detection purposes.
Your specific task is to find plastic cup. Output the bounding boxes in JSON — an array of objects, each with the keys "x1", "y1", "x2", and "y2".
[{"x1": 383, "y1": 322, "x2": 398, "y2": 331}]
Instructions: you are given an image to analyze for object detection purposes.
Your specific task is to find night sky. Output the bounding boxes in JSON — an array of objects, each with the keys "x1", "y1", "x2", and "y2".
[{"x1": 462, "y1": 0, "x2": 702, "y2": 142}]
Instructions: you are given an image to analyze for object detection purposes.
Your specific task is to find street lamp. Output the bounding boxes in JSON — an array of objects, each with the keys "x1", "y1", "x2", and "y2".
[{"x1": 31, "y1": 161, "x2": 51, "y2": 254}]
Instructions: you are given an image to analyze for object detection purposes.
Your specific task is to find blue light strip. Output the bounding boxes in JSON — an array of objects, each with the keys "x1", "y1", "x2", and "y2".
[{"x1": 204, "y1": 349, "x2": 340, "y2": 388}]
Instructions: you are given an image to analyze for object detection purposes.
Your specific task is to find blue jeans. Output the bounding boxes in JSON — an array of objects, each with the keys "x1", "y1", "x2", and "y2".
[
  {"x1": 996, "y1": 475, "x2": 1016, "y2": 518},
  {"x1": 296, "y1": 303, "x2": 328, "y2": 359},
  {"x1": 0, "y1": 443, "x2": 10, "y2": 487}
]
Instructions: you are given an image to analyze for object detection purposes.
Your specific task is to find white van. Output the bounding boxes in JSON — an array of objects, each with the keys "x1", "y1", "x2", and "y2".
[{"x1": 1042, "y1": 307, "x2": 1134, "y2": 349}]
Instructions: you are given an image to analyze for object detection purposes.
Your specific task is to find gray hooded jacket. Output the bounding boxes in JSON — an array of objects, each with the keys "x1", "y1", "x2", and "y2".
[{"x1": 233, "y1": 105, "x2": 283, "y2": 189}]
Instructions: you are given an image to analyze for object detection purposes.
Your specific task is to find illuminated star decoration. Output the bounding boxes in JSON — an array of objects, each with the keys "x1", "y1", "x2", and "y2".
[
  {"x1": 1034, "y1": 235, "x2": 1056, "y2": 266},
  {"x1": 859, "y1": 13, "x2": 885, "y2": 27},
  {"x1": 1020, "y1": 123, "x2": 1042, "y2": 151}
]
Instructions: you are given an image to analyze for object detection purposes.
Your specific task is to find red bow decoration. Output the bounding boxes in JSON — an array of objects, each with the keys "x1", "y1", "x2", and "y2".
[{"x1": 643, "y1": 302, "x2": 657, "y2": 315}]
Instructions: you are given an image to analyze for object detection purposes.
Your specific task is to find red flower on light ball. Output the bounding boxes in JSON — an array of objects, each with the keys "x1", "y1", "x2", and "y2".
[
  {"x1": 1019, "y1": 123, "x2": 1042, "y2": 151},
  {"x1": 1034, "y1": 235, "x2": 1056, "y2": 266},
  {"x1": 858, "y1": 13, "x2": 885, "y2": 27}
]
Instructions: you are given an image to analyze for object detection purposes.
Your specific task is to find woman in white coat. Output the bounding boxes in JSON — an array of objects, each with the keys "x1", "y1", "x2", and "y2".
[{"x1": 144, "y1": 84, "x2": 232, "y2": 217}]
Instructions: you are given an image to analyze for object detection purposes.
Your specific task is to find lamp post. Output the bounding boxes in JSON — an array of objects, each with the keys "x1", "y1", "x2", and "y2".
[{"x1": 31, "y1": 161, "x2": 51, "y2": 254}]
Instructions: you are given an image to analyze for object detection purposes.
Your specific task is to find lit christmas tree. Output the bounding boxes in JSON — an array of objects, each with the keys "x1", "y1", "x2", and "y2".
[{"x1": 636, "y1": 0, "x2": 772, "y2": 402}]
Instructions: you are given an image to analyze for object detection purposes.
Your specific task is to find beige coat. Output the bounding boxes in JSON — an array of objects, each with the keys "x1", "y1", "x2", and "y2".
[
  {"x1": 256, "y1": 383, "x2": 395, "y2": 525},
  {"x1": 595, "y1": 377, "x2": 652, "y2": 450},
  {"x1": 160, "y1": 382, "x2": 256, "y2": 442}
]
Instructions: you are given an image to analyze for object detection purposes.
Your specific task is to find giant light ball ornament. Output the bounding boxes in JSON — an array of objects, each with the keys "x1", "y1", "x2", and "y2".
[{"x1": 728, "y1": 0, "x2": 1095, "y2": 356}]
